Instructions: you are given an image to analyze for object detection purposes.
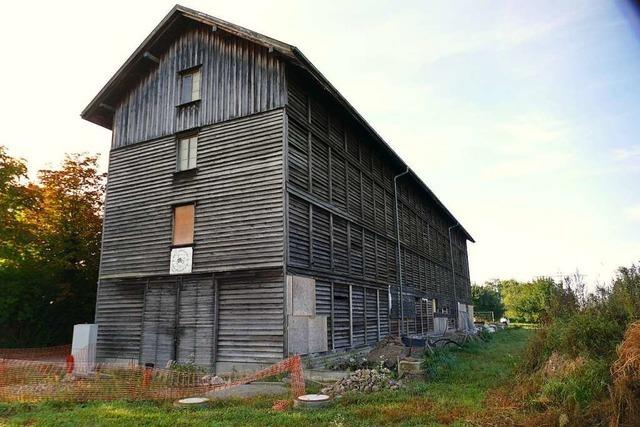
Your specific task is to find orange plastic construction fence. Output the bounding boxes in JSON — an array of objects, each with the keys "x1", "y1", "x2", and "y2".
[
  {"x1": 0, "y1": 345, "x2": 305, "y2": 404},
  {"x1": 0, "y1": 345, "x2": 71, "y2": 362}
]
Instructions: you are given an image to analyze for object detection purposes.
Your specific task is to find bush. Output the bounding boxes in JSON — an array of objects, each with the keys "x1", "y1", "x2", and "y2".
[
  {"x1": 421, "y1": 347, "x2": 457, "y2": 380},
  {"x1": 519, "y1": 328, "x2": 550, "y2": 374},
  {"x1": 555, "y1": 311, "x2": 623, "y2": 359},
  {"x1": 539, "y1": 358, "x2": 609, "y2": 409},
  {"x1": 478, "y1": 328, "x2": 494, "y2": 342},
  {"x1": 516, "y1": 263, "x2": 640, "y2": 422}
]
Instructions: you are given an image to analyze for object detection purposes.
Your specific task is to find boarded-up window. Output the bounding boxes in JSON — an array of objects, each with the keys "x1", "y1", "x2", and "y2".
[
  {"x1": 177, "y1": 135, "x2": 198, "y2": 171},
  {"x1": 179, "y1": 67, "x2": 201, "y2": 104},
  {"x1": 173, "y1": 204, "x2": 195, "y2": 245}
]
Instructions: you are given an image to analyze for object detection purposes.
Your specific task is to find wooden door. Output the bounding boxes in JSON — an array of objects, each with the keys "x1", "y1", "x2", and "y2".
[
  {"x1": 140, "y1": 277, "x2": 178, "y2": 368},
  {"x1": 175, "y1": 275, "x2": 215, "y2": 369}
]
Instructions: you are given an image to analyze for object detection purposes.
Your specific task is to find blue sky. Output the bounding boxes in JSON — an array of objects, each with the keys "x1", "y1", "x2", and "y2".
[{"x1": 1, "y1": 0, "x2": 638, "y2": 286}]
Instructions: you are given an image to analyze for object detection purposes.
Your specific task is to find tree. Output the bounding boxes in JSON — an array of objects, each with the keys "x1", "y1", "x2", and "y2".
[
  {"x1": 471, "y1": 282, "x2": 505, "y2": 319},
  {"x1": 0, "y1": 147, "x2": 105, "y2": 347},
  {"x1": 500, "y1": 277, "x2": 561, "y2": 323},
  {"x1": 0, "y1": 146, "x2": 39, "y2": 265},
  {"x1": 33, "y1": 154, "x2": 106, "y2": 343}
]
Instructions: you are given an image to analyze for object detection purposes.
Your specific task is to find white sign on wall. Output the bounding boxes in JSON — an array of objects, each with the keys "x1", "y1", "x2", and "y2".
[{"x1": 170, "y1": 247, "x2": 193, "y2": 275}]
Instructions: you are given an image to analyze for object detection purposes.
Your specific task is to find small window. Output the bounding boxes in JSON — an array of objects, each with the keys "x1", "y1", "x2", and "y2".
[
  {"x1": 172, "y1": 204, "x2": 195, "y2": 246},
  {"x1": 177, "y1": 135, "x2": 197, "y2": 171},
  {"x1": 179, "y1": 67, "x2": 201, "y2": 104}
]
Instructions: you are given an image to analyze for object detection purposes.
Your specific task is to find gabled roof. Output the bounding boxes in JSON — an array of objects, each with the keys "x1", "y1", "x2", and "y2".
[{"x1": 81, "y1": 4, "x2": 474, "y2": 242}]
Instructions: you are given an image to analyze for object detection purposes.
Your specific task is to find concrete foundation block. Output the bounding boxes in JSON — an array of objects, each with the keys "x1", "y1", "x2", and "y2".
[
  {"x1": 398, "y1": 359, "x2": 423, "y2": 378},
  {"x1": 71, "y1": 324, "x2": 98, "y2": 374},
  {"x1": 288, "y1": 315, "x2": 328, "y2": 355},
  {"x1": 290, "y1": 276, "x2": 316, "y2": 316}
]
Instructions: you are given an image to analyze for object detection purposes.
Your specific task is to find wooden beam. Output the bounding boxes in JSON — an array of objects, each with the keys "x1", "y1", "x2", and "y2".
[
  {"x1": 364, "y1": 287, "x2": 367, "y2": 345},
  {"x1": 349, "y1": 284, "x2": 353, "y2": 348},
  {"x1": 173, "y1": 276, "x2": 182, "y2": 361},
  {"x1": 347, "y1": 221, "x2": 351, "y2": 274},
  {"x1": 143, "y1": 51, "x2": 160, "y2": 64},
  {"x1": 309, "y1": 204, "x2": 313, "y2": 266},
  {"x1": 99, "y1": 103, "x2": 115, "y2": 112},
  {"x1": 138, "y1": 279, "x2": 150, "y2": 365},
  {"x1": 330, "y1": 281, "x2": 335, "y2": 351},
  {"x1": 212, "y1": 274, "x2": 219, "y2": 374},
  {"x1": 329, "y1": 212, "x2": 334, "y2": 272},
  {"x1": 377, "y1": 289, "x2": 381, "y2": 341},
  {"x1": 328, "y1": 146, "x2": 333, "y2": 203}
]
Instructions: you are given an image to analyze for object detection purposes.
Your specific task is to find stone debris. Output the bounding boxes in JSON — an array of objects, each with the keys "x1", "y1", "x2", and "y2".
[
  {"x1": 321, "y1": 367, "x2": 401, "y2": 396},
  {"x1": 200, "y1": 374, "x2": 226, "y2": 386}
]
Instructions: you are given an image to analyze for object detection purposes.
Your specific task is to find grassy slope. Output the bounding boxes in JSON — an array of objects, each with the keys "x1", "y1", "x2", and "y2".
[{"x1": 0, "y1": 328, "x2": 532, "y2": 427}]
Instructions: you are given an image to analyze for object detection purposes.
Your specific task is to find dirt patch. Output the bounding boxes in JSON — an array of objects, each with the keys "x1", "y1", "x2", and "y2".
[{"x1": 365, "y1": 336, "x2": 408, "y2": 368}]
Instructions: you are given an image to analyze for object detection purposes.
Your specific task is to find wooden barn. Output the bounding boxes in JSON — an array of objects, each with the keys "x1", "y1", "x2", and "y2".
[{"x1": 82, "y1": 5, "x2": 474, "y2": 372}]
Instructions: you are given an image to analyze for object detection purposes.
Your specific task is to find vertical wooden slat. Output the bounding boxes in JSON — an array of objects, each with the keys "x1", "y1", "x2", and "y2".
[
  {"x1": 376, "y1": 289, "x2": 381, "y2": 341},
  {"x1": 348, "y1": 284, "x2": 353, "y2": 348},
  {"x1": 212, "y1": 274, "x2": 219, "y2": 372},
  {"x1": 364, "y1": 287, "x2": 368, "y2": 345},
  {"x1": 330, "y1": 281, "x2": 335, "y2": 350}
]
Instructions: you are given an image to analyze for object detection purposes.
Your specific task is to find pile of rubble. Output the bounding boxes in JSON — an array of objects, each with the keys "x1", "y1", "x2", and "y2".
[
  {"x1": 200, "y1": 374, "x2": 227, "y2": 386},
  {"x1": 365, "y1": 336, "x2": 408, "y2": 368},
  {"x1": 321, "y1": 367, "x2": 401, "y2": 396}
]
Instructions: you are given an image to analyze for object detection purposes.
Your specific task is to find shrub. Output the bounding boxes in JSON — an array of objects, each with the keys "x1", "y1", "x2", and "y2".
[
  {"x1": 421, "y1": 347, "x2": 457, "y2": 380},
  {"x1": 560, "y1": 311, "x2": 623, "y2": 359},
  {"x1": 478, "y1": 328, "x2": 494, "y2": 342},
  {"x1": 519, "y1": 327, "x2": 550, "y2": 374},
  {"x1": 539, "y1": 358, "x2": 609, "y2": 409},
  {"x1": 517, "y1": 263, "x2": 640, "y2": 422}
]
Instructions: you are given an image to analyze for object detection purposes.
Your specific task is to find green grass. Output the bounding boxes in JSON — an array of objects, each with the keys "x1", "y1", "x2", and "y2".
[{"x1": 0, "y1": 329, "x2": 532, "y2": 427}]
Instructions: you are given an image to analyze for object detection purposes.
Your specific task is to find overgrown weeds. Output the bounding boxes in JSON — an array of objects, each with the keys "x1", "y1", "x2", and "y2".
[
  {"x1": 514, "y1": 263, "x2": 640, "y2": 424},
  {"x1": 611, "y1": 320, "x2": 640, "y2": 426},
  {"x1": 421, "y1": 347, "x2": 457, "y2": 380}
]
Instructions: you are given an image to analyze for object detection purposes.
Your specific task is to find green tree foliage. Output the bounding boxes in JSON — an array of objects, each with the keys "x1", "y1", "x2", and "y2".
[
  {"x1": 0, "y1": 147, "x2": 39, "y2": 265},
  {"x1": 499, "y1": 277, "x2": 564, "y2": 323},
  {"x1": 471, "y1": 283, "x2": 505, "y2": 319},
  {"x1": 0, "y1": 147, "x2": 105, "y2": 347}
]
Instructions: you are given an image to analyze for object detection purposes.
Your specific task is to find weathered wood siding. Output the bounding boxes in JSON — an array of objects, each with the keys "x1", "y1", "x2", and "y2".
[
  {"x1": 95, "y1": 278, "x2": 146, "y2": 361},
  {"x1": 112, "y1": 23, "x2": 286, "y2": 148},
  {"x1": 176, "y1": 275, "x2": 216, "y2": 368},
  {"x1": 285, "y1": 67, "x2": 471, "y2": 333},
  {"x1": 215, "y1": 269, "x2": 284, "y2": 365},
  {"x1": 140, "y1": 277, "x2": 178, "y2": 367},
  {"x1": 140, "y1": 274, "x2": 215, "y2": 369},
  {"x1": 100, "y1": 109, "x2": 285, "y2": 278}
]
